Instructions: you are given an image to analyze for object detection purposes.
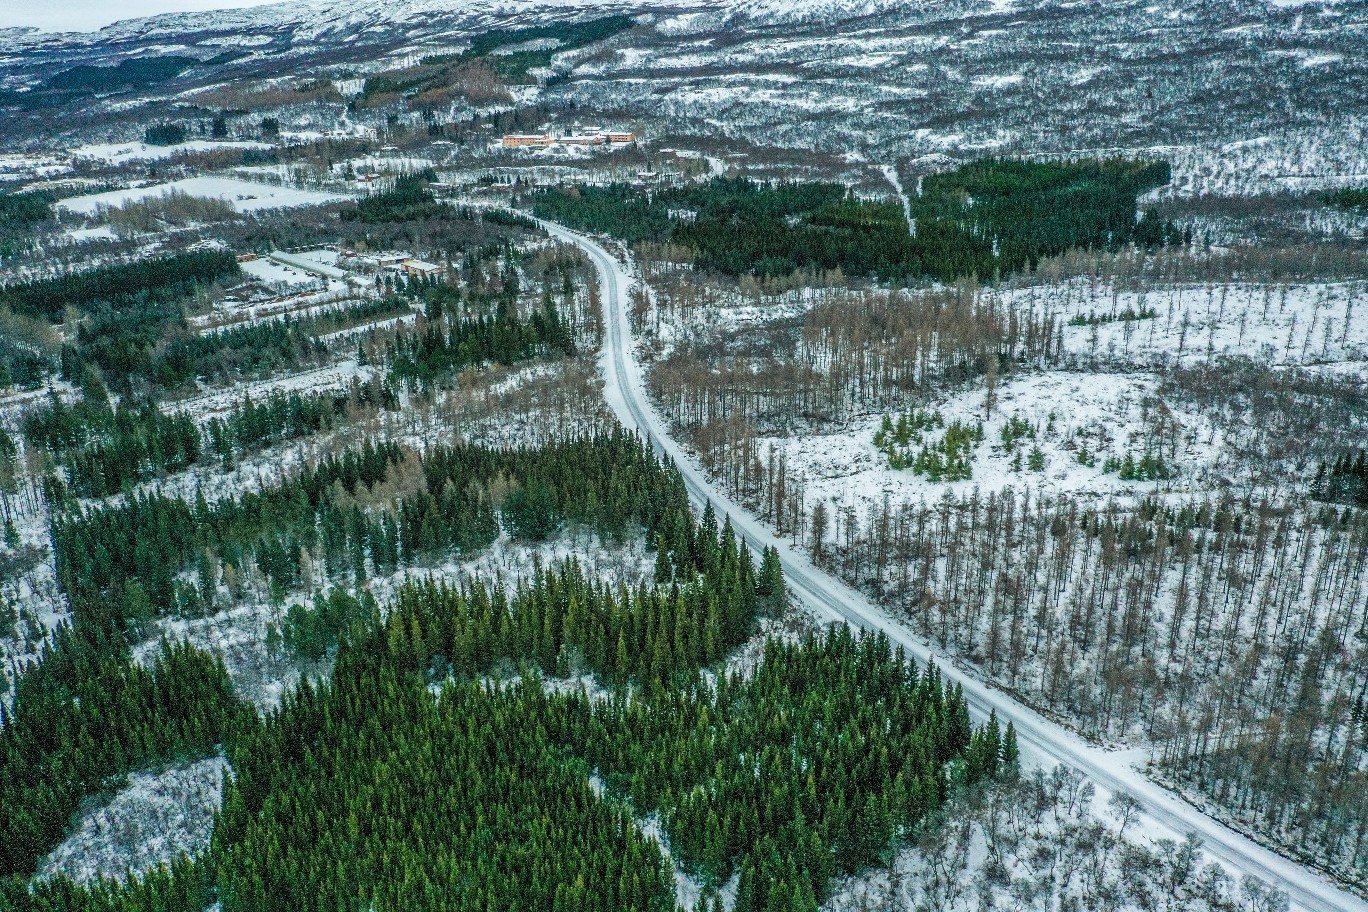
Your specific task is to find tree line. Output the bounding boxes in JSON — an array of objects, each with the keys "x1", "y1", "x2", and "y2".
[
  {"x1": 0, "y1": 190, "x2": 54, "y2": 261},
  {"x1": 24, "y1": 378, "x2": 395, "y2": 499},
  {"x1": 49, "y1": 433, "x2": 689, "y2": 641},
  {"x1": 2, "y1": 245, "x2": 414, "y2": 392},
  {"x1": 1324, "y1": 187, "x2": 1368, "y2": 211},
  {"x1": 343, "y1": 172, "x2": 449, "y2": 224},
  {"x1": 82, "y1": 297, "x2": 406, "y2": 392},
  {"x1": 0, "y1": 250, "x2": 238, "y2": 323},
  {"x1": 531, "y1": 160, "x2": 1183, "y2": 284}
]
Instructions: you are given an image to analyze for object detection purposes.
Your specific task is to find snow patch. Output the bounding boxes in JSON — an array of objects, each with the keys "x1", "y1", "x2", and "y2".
[
  {"x1": 70, "y1": 140, "x2": 273, "y2": 165},
  {"x1": 39, "y1": 756, "x2": 227, "y2": 884},
  {"x1": 57, "y1": 177, "x2": 348, "y2": 215}
]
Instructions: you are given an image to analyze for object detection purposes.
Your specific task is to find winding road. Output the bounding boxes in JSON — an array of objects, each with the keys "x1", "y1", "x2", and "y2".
[{"x1": 541, "y1": 218, "x2": 1368, "y2": 912}]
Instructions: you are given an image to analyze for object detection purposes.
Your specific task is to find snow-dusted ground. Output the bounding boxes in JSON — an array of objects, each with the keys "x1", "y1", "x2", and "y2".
[
  {"x1": 135, "y1": 599, "x2": 300, "y2": 709},
  {"x1": 287, "y1": 248, "x2": 344, "y2": 270},
  {"x1": 239, "y1": 256, "x2": 325, "y2": 290},
  {"x1": 335, "y1": 155, "x2": 436, "y2": 176},
  {"x1": 766, "y1": 369, "x2": 1220, "y2": 516},
  {"x1": 0, "y1": 421, "x2": 67, "y2": 699},
  {"x1": 57, "y1": 177, "x2": 348, "y2": 215},
  {"x1": 38, "y1": 756, "x2": 227, "y2": 885},
  {"x1": 998, "y1": 278, "x2": 1368, "y2": 368},
  {"x1": 824, "y1": 766, "x2": 1264, "y2": 912},
  {"x1": 162, "y1": 358, "x2": 372, "y2": 420},
  {"x1": 63, "y1": 225, "x2": 119, "y2": 243},
  {"x1": 0, "y1": 151, "x2": 70, "y2": 181}
]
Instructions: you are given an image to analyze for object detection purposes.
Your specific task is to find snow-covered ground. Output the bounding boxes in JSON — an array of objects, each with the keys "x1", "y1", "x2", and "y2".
[
  {"x1": 239, "y1": 256, "x2": 326, "y2": 290},
  {"x1": 0, "y1": 151, "x2": 71, "y2": 181},
  {"x1": 824, "y1": 766, "x2": 1264, "y2": 912},
  {"x1": 766, "y1": 369, "x2": 1220, "y2": 517},
  {"x1": 335, "y1": 155, "x2": 436, "y2": 176},
  {"x1": 265, "y1": 249, "x2": 350, "y2": 281},
  {"x1": 0, "y1": 434, "x2": 67, "y2": 700},
  {"x1": 69, "y1": 140, "x2": 273, "y2": 166},
  {"x1": 63, "y1": 225, "x2": 119, "y2": 243},
  {"x1": 999, "y1": 279, "x2": 1368, "y2": 368},
  {"x1": 162, "y1": 358, "x2": 372, "y2": 419},
  {"x1": 57, "y1": 177, "x2": 348, "y2": 215},
  {"x1": 38, "y1": 756, "x2": 227, "y2": 884}
]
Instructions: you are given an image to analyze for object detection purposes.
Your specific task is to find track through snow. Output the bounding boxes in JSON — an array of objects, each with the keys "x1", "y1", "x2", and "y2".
[
  {"x1": 539, "y1": 218, "x2": 1368, "y2": 912},
  {"x1": 879, "y1": 163, "x2": 916, "y2": 237}
]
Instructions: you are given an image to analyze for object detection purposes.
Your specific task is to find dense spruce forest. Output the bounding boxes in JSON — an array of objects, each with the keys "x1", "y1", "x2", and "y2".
[
  {"x1": 49, "y1": 432, "x2": 681, "y2": 638},
  {"x1": 1, "y1": 396, "x2": 1012, "y2": 912},
  {"x1": 1313, "y1": 450, "x2": 1368, "y2": 508},
  {"x1": 3, "y1": 572, "x2": 1002, "y2": 912},
  {"x1": 1325, "y1": 187, "x2": 1368, "y2": 211},
  {"x1": 0, "y1": 637, "x2": 243, "y2": 878},
  {"x1": 68, "y1": 296, "x2": 411, "y2": 393},
  {"x1": 0, "y1": 191, "x2": 55, "y2": 261},
  {"x1": 530, "y1": 159, "x2": 1184, "y2": 282},
  {"x1": 343, "y1": 172, "x2": 452, "y2": 224},
  {"x1": 4, "y1": 432, "x2": 701, "y2": 875},
  {"x1": 0, "y1": 251, "x2": 239, "y2": 323}
]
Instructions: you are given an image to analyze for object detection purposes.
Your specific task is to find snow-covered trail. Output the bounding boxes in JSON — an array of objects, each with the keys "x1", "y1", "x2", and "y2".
[
  {"x1": 540, "y1": 217, "x2": 1368, "y2": 912},
  {"x1": 879, "y1": 163, "x2": 915, "y2": 237}
]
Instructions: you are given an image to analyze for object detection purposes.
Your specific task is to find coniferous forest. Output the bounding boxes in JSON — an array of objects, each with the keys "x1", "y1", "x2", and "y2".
[
  {"x1": 0, "y1": 419, "x2": 1006, "y2": 912},
  {"x1": 530, "y1": 160, "x2": 1184, "y2": 283}
]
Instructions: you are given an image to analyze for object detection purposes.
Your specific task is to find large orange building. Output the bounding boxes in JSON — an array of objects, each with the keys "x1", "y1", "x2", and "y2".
[
  {"x1": 502, "y1": 134, "x2": 554, "y2": 148},
  {"x1": 501, "y1": 128, "x2": 635, "y2": 149}
]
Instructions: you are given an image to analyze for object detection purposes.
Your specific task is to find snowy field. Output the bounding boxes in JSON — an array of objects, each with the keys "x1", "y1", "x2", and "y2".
[
  {"x1": 62, "y1": 225, "x2": 119, "y2": 243},
  {"x1": 161, "y1": 357, "x2": 373, "y2": 420},
  {"x1": 765, "y1": 370, "x2": 1220, "y2": 517},
  {"x1": 0, "y1": 151, "x2": 70, "y2": 181},
  {"x1": 335, "y1": 155, "x2": 436, "y2": 176},
  {"x1": 238, "y1": 256, "x2": 326, "y2": 290},
  {"x1": 69, "y1": 140, "x2": 273, "y2": 165},
  {"x1": 57, "y1": 177, "x2": 348, "y2": 215}
]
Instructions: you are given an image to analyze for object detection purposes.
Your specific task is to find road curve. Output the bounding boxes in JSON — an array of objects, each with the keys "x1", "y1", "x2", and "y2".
[{"x1": 542, "y1": 217, "x2": 1367, "y2": 912}]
